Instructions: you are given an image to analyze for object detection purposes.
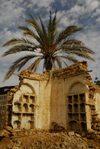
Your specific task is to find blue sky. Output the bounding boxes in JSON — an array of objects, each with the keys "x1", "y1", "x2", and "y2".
[{"x1": 0, "y1": 0, "x2": 100, "y2": 87}]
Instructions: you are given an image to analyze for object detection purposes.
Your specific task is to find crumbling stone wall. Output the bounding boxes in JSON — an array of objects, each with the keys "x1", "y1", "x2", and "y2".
[
  {"x1": 0, "y1": 86, "x2": 14, "y2": 130},
  {"x1": 0, "y1": 94, "x2": 7, "y2": 129},
  {"x1": 12, "y1": 61, "x2": 98, "y2": 134},
  {"x1": 11, "y1": 77, "x2": 51, "y2": 130},
  {"x1": 1, "y1": 61, "x2": 100, "y2": 135}
]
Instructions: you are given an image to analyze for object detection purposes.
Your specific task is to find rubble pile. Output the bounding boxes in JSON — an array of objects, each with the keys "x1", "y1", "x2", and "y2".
[
  {"x1": 50, "y1": 122, "x2": 66, "y2": 133},
  {"x1": 0, "y1": 128, "x2": 94, "y2": 149}
]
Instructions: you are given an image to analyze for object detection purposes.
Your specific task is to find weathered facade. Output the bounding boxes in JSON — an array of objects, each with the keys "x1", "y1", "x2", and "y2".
[
  {"x1": 0, "y1": 86, "x2": 14, "y2": 129},
  {"x1": 0, "y1": 61, "x2": 100, "y2": 135}
]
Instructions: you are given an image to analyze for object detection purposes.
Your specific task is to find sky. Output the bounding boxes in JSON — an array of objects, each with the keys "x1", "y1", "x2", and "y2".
[{"x1": 0, "y1": 0, "x2": 100, "y2": 87}]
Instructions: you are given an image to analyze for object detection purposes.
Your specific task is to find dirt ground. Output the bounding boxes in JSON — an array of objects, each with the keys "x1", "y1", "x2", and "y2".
[{"x1": 0, "y1": 130, "x2": 100, "y2": 149}]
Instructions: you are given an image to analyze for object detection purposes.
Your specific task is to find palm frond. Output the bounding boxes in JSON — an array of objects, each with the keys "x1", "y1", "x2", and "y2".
[
  {"x1": 17, "y1": 59, "x2": 31, "y2": 71},
  {"x1": 3, "y1": 38, "x2": 36, "y2": 47},
  {"x1": 3, "y1": 45, "x2": 40, "y2": 56},
  {"x1": 54, "y1": 56, "x2": 62, "y2": 68},
  {"x1": 61, "y1": 45, "x2": 95, "y2": 54},
  {"x1": 63, "y1": 60, "x2": 68, "y2": 67},
  {"x1": 62, "y1": 39, "x2": 84, "y2": 46},
  {"x1": 19, "y1": 26, "x2": 41, "y2": 43},
  {"x1": 3, "y1": 12, "x2": 95, "y2": 80},
  {"x1": 38, "y1": 15, "x2": 47, "y2": 41},
  {"x1": 61, "y1": 55, "x2": 78, "y2": 63},
  {"x1": 4, "y1": 55, "x2": 37, "y2": 81},
  {"x1": 51, "y1": 11, "x2": 58, "y2": 42},
  {"x1": 47, "y1": 11, "x2": 59, "y2": 45},
  {"x1": 26, "y1": 14, "x2": 44, "y2": 42},
  {"x1": 56, "y1": 26, "x2": 83, "y2": 44},
  {"x1": 28, "y1": 57, "x2": 43, "y2": 71},
  {"x1": 48, "y1": 10, "x2": 52, "y2": 34},
  {"x1": 63, "y1": 50, "x2": 94, "y2": 61}
]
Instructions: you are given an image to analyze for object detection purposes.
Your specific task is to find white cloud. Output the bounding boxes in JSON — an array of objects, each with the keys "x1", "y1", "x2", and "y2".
[
  {"x1": 0, "y1": 0, "x2": 26, "y2": 27},
  {"x1": 29, "y1": 0, "x2": 55, "y2": 8},
  {"x1": 85, "y1": 0, "x2": 99, "y2": 11},
  {"x1": 0, "y1": 72, "x2": 19, "y2": 87},
  {"x1": 72, "y1": 0, "x2": 100, "y2": 18},
  {"x1": 93, "y1": 8, "x2": 100, "y2": 17},
  {"x1": 96, "y1": 17, "x2": 100, "y2": 24},
  {"x1": 76, "y1": 29, "x2": 100, "y2": 80},
  {"x1": 69, "y1": 5, "x2": 85, "y2": 18},
  {"x1": 60, "y1": 0, "x2": 67, "y2": 6}
]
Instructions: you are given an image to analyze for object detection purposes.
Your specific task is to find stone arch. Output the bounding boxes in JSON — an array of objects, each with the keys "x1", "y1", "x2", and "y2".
[
  {"x1": 12, "y1": 82, "x2": 36, "y2": 130},
  {"x1": 68, "y1": 81, "x2": 86, "y2": 95},
  {"x1": 21, "y1": 82, "x2": 36, "y2": 94}
]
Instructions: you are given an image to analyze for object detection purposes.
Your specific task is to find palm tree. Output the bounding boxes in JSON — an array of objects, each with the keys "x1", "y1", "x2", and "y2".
[{"x1": 3, "y1": 11, "x2": 95, "y2": 81}]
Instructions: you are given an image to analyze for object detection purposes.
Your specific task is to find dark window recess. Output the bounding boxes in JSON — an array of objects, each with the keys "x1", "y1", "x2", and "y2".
[
  {"x1": 68, "y1": 96, "x2": 72, "y2": 103},
  {"x1": 81, "y1": 122, "x2": 87, "y2": 131},
  {"x1": 80, "y1": 103, "x2": 85, "y2": 112},
  {"x1": 68, "y1": 104, "x2": 72, "y2": 112},
  {"x1": 80, "y1": 94, "x2": 85, "y2": 103},
  {"x1": 68, "y1": 114, "x2": 73, "y2": 120},
  {"x1": 80, "y1": 114, "x2": 86, "y2": 121},
  {"x1": 7, "y1": 105, "x2": 12, "y2": 126},
  {"x1": 23, "y1": 103, "x2": 28, "y2": 112},
  {"x1": 23, "y1": 95, "x2": 29, "y2": 103},
  {"x1": 14, "y1": 102, "x2": 21, "y2": 111},
  {"x1": 28, "y1": 120, "x2": 34, "y2": 129},
  {"x1": 73, "y1": 114, "x2": 79, "y2": 121},
  {"x1": 74, "y1": 104, "x2": 78, "y2": 113},
  {"x1": 74, "y1": 95, "x2": 78, "y2": 103},
  {"x1": 31, "y1": 114, "x2": 34, "y2": 120},
  {"x1": 30, "y1": 104, "x2": 34, "y2": 112},
  {"x1": 30, "y1": 96, "x2": 35, "y2": 103}
]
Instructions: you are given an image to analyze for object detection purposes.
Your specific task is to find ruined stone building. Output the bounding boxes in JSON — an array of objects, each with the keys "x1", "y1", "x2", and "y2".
[{"x1": 0, "y1": 61, "x2": 100, "y2": 135}]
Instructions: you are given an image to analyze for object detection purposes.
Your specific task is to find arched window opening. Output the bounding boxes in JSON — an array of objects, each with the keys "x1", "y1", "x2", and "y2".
[
  {"x1": 23, "y1": 103, "x2": 28, "y2": 112},
  {"x1": 30, "y1": 104, "x2": 34, "y2": 112}
]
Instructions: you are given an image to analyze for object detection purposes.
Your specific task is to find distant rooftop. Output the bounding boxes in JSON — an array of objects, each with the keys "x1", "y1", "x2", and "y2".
[{"x1": 0, "y1": 86, "x2": 15, "y2": 94}]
